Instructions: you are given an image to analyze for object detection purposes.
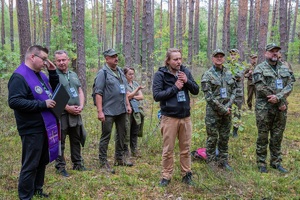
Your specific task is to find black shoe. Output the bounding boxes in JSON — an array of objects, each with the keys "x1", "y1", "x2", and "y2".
[
  {"x1": 271, "y1": 164, "x2": 288, "y2": 173},
  {"x1": 258, "y1": 166, "x2": 268, "y2": 173},
  {"x1": 73, "y1": 165, "x2": 91, "y2": 171},
  {"x1": 57, "y1": 169, "x2": 70, "y2": 177},
  {"x1": 114, "y1": 159, "x2": 133, "y2": 167},
  {"x1": 158, "y1": 178, "x2": 170, "y2": 187},
  {"x1": 219, "y1": 162, "x2": 234, "y2": 171},
  {"x1": 100, "y1": 161, "x2": 115, "y2": 174},
  {"x1": 182, "y1": 172, "x2": 194, "y2": 185},
  {"x1": 34, "y1": 189, "x2": 49, "y2": 198},
  {"x1": 232, "y1": 127, "x2": 238, "y2": 138}
]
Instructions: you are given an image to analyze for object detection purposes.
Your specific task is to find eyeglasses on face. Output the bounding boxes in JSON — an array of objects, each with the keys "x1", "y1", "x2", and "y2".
[{"x1": 34, "y1": 54, "x2": 48, "y2": 63}]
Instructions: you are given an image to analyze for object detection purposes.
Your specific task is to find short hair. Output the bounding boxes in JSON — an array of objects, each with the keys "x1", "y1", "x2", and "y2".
[
  {"x1": 25, "y1": 45, "x2": 49, "y2": 58},
  {"x1": 164, "y1": 48, "x2": 182, "y2": 66},
  {"x1": 54, "y1": 50, "x2": 69, "y2": 57},
  {"x1": 123, "y1": 67, "x2": 135, "y2": 75}
]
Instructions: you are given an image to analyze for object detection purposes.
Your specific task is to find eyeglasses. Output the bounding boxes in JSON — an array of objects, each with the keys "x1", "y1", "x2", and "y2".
[{"x1": 34, "y1": 54, "x2": 48, "y2": 63}]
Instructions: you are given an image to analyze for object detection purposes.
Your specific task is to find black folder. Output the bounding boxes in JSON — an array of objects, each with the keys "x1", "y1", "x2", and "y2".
[{"x1": 51, "y1": 84, "x2": 70, "y2": 119}]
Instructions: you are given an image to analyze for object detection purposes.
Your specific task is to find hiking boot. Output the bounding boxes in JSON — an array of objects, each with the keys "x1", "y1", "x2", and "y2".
[
  {"x1": 219, "y1": 162, "x2": 234, "y2": 171},
  {"x1": 100, "y1": 161, "x2": 115, "y2": 174},
  {"x1": 131, "y1": 150, "x2": 141, "y2": 158},
  {"x1": 57, "y1": 169, "x2": 70, "y2": 177},
  {"x1": 258, "y1": 166, "x2": 268, "y2": 173},
  {"x1": 158, "y1": 178, "x2": 170, "y2": 187},
  {"x1": 73, "y1": 165, "x2": 91, "y2": 171},
  {"x1": 34, "y1": 189, "x2": 49, "y2": 198},
  {"x1": 182, "y1": 172, "x2": 194, "y2": 185},
  {"x1": 232, "y1": 127, "x2": 238, "y2": 138},
  {"x1": 271, "y1": 164, "x2": 288, "y2": 173},
  {"x1": 114, "y1": 159, "x2": 133, "y2": 167}
]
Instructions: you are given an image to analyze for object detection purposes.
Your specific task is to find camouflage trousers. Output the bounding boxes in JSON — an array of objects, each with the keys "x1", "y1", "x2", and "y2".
[
  {"x1": 205, "y1": 107, "x2": 232, "y2": 163},
  {"x1": 255, "y1": 108, "x2": 287, "y2": 167}
]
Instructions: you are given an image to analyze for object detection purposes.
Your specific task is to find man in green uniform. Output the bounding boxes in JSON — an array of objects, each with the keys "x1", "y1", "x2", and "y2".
[
  {"x1": 253, "y1": 43, "x2": 294, "y2": 173},
  {"x1": 201, "y1": 49, "x2": 236, "y2": 171},
  {"x1": 54, "y1": 50, "x2": 88, "y2": 177},
  {"x1": 229, "y1": 49, "x2": 245, "y2": 137},
  {"x1": 244, "y1": 54, "x2": 258, "y2": 110}
]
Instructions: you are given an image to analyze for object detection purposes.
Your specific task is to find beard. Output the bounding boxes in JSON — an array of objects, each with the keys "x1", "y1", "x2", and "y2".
[{"x1": 268, "y1": 57, "x2": 278, "y2": 62}]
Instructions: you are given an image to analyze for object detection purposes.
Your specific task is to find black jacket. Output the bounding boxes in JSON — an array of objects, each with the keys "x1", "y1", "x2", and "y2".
[
  {"x1": 152, "y1": 65, "x2": 199, "y2": 118},
  {"x1": 8, "y1": 70, "x2": 59, "y2": 135}
]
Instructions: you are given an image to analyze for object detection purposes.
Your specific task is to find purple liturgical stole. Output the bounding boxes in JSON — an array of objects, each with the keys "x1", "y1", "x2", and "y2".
[{"x1": 15, "y1": 63, "x2": 59, "y2": 162}]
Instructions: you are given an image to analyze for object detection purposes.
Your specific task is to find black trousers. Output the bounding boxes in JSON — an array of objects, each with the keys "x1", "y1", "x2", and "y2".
[
  {"x1": 19, "y1": 132, "x2": 49, "y2": 200},
  {"x1": 99, "y1": 113, "x2": 126, "y2": 162}
]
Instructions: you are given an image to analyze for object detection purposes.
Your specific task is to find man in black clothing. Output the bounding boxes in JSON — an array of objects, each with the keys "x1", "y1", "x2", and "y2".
[{"x1": 8, "y1": 45, "x2": 59, "y2": 199}]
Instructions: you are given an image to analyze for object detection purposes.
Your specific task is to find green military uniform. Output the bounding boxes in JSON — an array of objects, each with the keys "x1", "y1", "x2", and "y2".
[
  {"x1": 201, "y1": 65, "x2": 236, "y2": 163},
  {"x1": 253, "y1": 60, "x2": 293, "y2": 168},
  {"x1": 244, "y1": 62, "x2": 256, "y2": 110}
]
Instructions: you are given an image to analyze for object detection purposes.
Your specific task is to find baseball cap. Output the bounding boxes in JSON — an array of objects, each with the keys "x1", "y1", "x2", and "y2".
[
  {"x1": 249, "y1": 54, "x2": 257, "y2": 58},
  {"x1": 229, "y1": 48, "x2": 240, "y2": 54},
  {"x1": 265, "y1": 43, "x2": 281, "y2": 51},
  {"x1": 103, "y1": 48, "x2": 118, "y2": 57},
  {"x1": 212, "y1": 49, "x2": 225, "y2": 57}
]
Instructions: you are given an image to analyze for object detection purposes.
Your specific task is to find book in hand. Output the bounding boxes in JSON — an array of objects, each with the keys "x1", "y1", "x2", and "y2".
[{"x1": 51, "y1": 83, "x2": 70, "y2": 119}]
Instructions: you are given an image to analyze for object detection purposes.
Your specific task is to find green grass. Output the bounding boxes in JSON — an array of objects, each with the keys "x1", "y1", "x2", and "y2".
[{"x1": 1, "y1": 67, "x2": 300, "y2": 199}]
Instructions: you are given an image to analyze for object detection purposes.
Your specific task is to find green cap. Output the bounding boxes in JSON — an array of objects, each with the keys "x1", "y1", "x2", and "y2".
[
  {"x1": 229, "y1": 48, "x2": 240, "y2": 54},
  {"x1": 212, "y1": 49, "x2": 225, "y2": 57},
  {"x1": 265, "y1": 43, "x2": 281, "y2": 51},
  {"x1": 103, "y1": 48, "x2": 118, "y2": 57}
]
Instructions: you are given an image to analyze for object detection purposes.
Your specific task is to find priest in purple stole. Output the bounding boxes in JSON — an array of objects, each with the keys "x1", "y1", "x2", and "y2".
[{"x1": 8, "y1": 45, "x2": 59, "y2": 200}]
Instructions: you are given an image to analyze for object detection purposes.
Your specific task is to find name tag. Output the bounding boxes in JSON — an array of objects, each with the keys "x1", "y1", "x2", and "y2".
[
  {"x1": 177, "y1": 91, "x2": 186, "y2": 102},
  {"x1": 120, "y1": 84, "x2": 126, "y2": 94},
  {"x1": 220, "y1": 88, "x2": 227, "y2": 98},
  {"x1": 69, "y1": 87, "x2": 78, "y2": 98},
  {"x1": 276, "y1": 79, "x2": 283, "y2": 89}
]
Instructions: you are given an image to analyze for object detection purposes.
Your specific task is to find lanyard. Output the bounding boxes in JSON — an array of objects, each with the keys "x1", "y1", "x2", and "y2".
[
  {"x1": 36, "y1": 73, "x2": 52, "y2": 98},
  {"x1": 212, "y1": 66, "x2": 224, "y2": 87},
  {"x1": 269, "y1": 65, "x2": 279, "y2": 78}
]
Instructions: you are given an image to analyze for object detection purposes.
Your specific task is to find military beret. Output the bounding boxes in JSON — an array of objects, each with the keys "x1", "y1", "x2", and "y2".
[
  {"x1": 103, "y1": 48, "x2": 118, "y2": 57},
  {"x1": 249, "y1": 54, "x2": 257, "y2": 58},
  {"x1": 212, "y1": 49, "x2": 225, "y2": 57},
  {"x1": 229, "y1": 48, "x2": 240, "y2": 54},
  {"x1": 265, "y1": 43, "x2": 281, "y2": 51}
]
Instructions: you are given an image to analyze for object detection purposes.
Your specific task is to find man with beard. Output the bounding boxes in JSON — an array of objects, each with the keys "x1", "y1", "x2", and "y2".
[{"x1": 253, "y1": 43, "x2": 294, "y2": 173}]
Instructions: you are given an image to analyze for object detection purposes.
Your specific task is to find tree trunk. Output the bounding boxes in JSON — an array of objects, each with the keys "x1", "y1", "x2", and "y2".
[
  {"x1": 177, "y1": 0, "x2": 183, "y2": 49},
  {"x1": 71, "y1": 0, "x2": 76, "y2": 70},
  {"x1": 222, "y1": 0, "x2": 230, "y2": 52},
  {"x1": 187, "y1": 0, "x2": 194, "y2": 66},
  {"x1": 124, "y1": 0, "x2": 133, "y2": 68},
  {"x1": 146, "y1": 0, "x2": 154, "y2": 91},
  {"x1": 56, "y1": 0, "x2": 63, "y2": 25},
  {"x1": 270, "y1": 0, "x2": 278, "y2": 41},
  {"x1": 194, "y1": 0, "x2": 199, "y2": 54},
  {"x1": 182, "y1": 0, "x2": 187, "y2": 34},
  {"x1": 1, "y1": 0, "x2": 5, "y2": 49},
  {"x1": 76, "y1": 0, "x2": 86, "y2": 101},
  {"x1": 207, "y1": 0, "x2": 212, "y2": 58},
  {"x1": 141, "y1": 0, "x2": 147, "y2": 85},
  {"x1": 279, "y1": 0, "x2": 288, "y2": 60},
  {"x1": 96, "y1": 0, "x2": 101, "y2": 68},
  {"x1": 212, "y1": 0, "x2": 218, "y2": 50},
  {"x1": 134, "y1": 0, "x2": 141, "y2": 66},
  {"x1": 16, "y1": 0, "x2": 31, "y2": 63},
  {"x1": 43, "y1": 0, "x2": 51, "y2": 49},
  {"x1": 291, "y1": 0, "x2": 299, "y2": 42},
  {"x1": 287, "y1": 0, "x2": 292, "y2": 42},
  {"x1": 254, "y1": 0, "x2": 261, "y2": 52},
  {"x1": 115, "y1": 0, "x2": 122, "y2": 52},
  {"x1": 102, "y1": 0, "x2": 107, "y2": 50},
  {"x1": 248, "y1": 0, "x2": 255, "y2": 51},
  {"x1": 237, "y1": 0, "x2": 248, "y2": 61},
  {"x1": 9, "y1": 0, "x2": 14, "y2": 51},
  {"x1": 169, "y1": 0, "x2": 174, "y2": 47},
  {"x1": 257, "y1": 0, "x2": 270, "y2": 64}
]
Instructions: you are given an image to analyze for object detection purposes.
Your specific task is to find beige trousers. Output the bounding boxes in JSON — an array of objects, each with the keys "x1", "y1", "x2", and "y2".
[{"x1": 160, "y1": 116, "x2": 192, "y2": 180}]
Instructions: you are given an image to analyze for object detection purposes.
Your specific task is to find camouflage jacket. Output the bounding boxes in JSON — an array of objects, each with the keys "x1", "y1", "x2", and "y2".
[
  {"x1": 201, "y1": 66, "x2": 237, "y2": 115},
  {"x1": 253, "y1": 60, "x2": 293, "y2": 108}
]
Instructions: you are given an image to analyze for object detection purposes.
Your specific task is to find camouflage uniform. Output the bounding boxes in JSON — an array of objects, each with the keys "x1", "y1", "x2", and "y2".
[
  {"x1": 201, "y1": 66, "x2": 236, "y2": 163},
  {"x1": 253, "y1": 60, "x2": 293, "y2": 168},
  {"x1": 244, "y1": 63, "x2": 256, "y2": 110}
]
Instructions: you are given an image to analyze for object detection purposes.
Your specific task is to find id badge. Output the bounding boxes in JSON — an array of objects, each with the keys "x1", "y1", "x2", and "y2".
[
  {"x1": 177, "y1": 91, "x2": 186, "y2": 102},
  {"x1": 276, "y1": 79, "x2": 283, "y2": 89},
  {"x1": 220, "y1": 88, "x2": 227, "y2": 98},
  {"x1": 69, "y1": 87, "x2": 78, "y2": 98},
  {"x1": 120, "y1": 84, "x2": 126, "y2": 94}
]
